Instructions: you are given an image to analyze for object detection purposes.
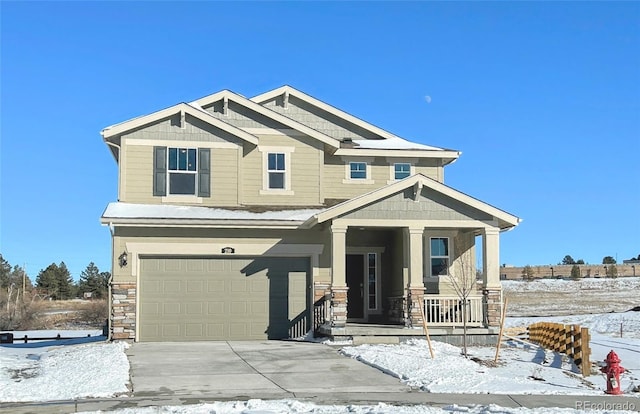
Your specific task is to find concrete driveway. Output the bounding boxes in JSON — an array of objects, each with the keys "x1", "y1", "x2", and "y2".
[{"x1": 126, "y1": 340, "x2": 410, "y2": 400}]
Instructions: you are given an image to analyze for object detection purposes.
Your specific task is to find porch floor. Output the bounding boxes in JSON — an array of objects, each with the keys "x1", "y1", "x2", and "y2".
[{"x1": 317, "y1": 323, "x2": 500, "y2": 346}]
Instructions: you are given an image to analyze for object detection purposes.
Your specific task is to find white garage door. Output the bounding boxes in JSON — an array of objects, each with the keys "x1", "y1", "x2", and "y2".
[{"x1": 138, "y1": 256, "x2": 309, "y2": 341}]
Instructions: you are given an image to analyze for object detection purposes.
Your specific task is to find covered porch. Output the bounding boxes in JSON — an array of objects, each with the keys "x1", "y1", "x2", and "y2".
[{"x1": 302, "y1": 175, "x2": 520, "y2": 342}]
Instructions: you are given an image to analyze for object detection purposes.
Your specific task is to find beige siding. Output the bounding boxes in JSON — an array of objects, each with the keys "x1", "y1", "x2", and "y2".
[
  {"x1": 111, "y1": 227, "x2": 328, "y2": 284},
  {"x1": 121, "y1": 144, "x2": 154, "y2": 203},
  {"x1": 241, "y1": 134, "x2": 323, "y2": 206}
]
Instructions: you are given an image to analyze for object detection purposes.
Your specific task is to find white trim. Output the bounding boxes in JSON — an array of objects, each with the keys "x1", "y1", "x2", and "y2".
[
  {"x1": 102, "y1": 103, "x2": 260, "y2": 145},
  {"x1": 258, "y1": 146, "x2": 295, "y2": 193},
  {"x1": 305, "y1": 174, "x2": 521, "y2": 229},
  {"x1": 161, "y1": 195, "x2": 203, "y2": 204},
  {"x1": 240, "y1": 127, "x2": 307, "y2": 137},
  {"x1": 123, "y1": 138, "x2": 238, "y2": 149},
  {"x1": 126, "y1": 241, "x2": 324, "y2": 277},
  {"x1": 388, "y1": 161, "x2": 415, "y2": 184},
  {"x1": 251, "y1": 85, "x2": 399, "y2": 141},
  {"x1": 335, "y1": 148, "x2": 461, "y2": 159},
  {"x1": 342, "y1": 157, "x2": 374, "y2": 184},
  {"x1": 332, "y1": 218, "x2": 499, "y2": 229},
  {"x1": 191, "y1": 90, "x2": 341, "y2": 148}
]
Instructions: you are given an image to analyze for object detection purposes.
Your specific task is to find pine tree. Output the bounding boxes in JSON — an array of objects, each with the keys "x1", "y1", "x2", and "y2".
[
  {"x1": 56, "y1": 262, "x2": 74, "y2": 299},
  {"x1": 36, "y1": 263, "x2": 60, "y2": 299},
  {"x1": 78, "y1": 262, "x2": 109, "y2": 299},
  {"x1": 570, "y1": 264, "x2": 581, "y2": 279},
  {"x1": 0, "y1": 254, "x2": 11, "y2": 288}
]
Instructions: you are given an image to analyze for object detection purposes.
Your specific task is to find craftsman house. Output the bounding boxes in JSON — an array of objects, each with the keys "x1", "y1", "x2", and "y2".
[{"x1": 100, "y1": 85, "x2": 520, "y2": 342}]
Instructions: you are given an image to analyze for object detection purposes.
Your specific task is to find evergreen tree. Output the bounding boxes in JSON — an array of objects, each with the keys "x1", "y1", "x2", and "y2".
[
  {"x1": 602, "y1": 256, "x2": 616, "y2": 264},
  {"x1": 56, "y1": 262, "x2": 74, "y2": 299},
  {"x1": 78, "y1": 262, "x2": 110, "y2": 299},
  {"x1": 36, "y1": 263, "x2": 60, "y2": 299},
  {"x1": 0, "y1": 254, "x2": 12, "y2": 288},
  {"x1": 561, "y1": 255, "x2": 576, "y2": 265}
]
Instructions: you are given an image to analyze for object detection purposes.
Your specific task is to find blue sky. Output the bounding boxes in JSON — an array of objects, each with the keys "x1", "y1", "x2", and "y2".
[{"x1": 1, "y1": 2, "x2": 638, "y2": 281}]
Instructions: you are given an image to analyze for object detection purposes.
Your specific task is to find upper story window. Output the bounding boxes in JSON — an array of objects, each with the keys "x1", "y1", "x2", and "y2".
[
  {"x1": 350, "y1": 162, "x2": 367, "y2": 179},
  {"x1": 430, "y1": 237, "x2": 450, "y2": 277},
  {"x1": 267, "y1": 153, "x2": 286, "y2": 189},
  {"x1": 168, "y1": 148, "x2": 197, "y2": 195},
  {"x1": 394, "y1": 163, "x2": 411, "y2": 180},
  {"x1": 259, "y1": 146, "x2": 294, "y2": 195},
  {"x1": 153, "y1": 146, "x2": 210, "y2": 199}
]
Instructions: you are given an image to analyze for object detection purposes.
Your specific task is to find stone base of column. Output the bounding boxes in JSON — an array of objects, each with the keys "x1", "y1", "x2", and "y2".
[
  {"x1": 314, "y1": 282, "x2": 331, "y2": 303},
  {"x1": 111, "y1": 282, "x2": 136, "y2": 341},
  {"x1": 331, "y1": 286, "x2": 349, "y2": 328},
  {"x1": 483, "y1": 288, "x2": 502, "y2": 327},
  {"x1": 407, "y1": 287, "x2": 425, "y2": 328}
]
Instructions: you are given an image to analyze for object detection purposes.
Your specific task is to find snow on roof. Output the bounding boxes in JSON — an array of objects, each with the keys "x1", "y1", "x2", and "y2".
[
  {"x1": 354, "y1": 137, "x2": 444, "y2": 151},
  {"x1": 102, "y1": 202, "x2": 324, "y2": 222}
]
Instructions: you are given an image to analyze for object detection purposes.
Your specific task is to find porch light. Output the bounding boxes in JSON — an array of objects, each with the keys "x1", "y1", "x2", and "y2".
[{"x1": 118, "y1": 251, "x2": 128, "y2": 268}]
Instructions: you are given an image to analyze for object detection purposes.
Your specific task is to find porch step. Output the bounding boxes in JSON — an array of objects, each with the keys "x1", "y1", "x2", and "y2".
[{"x1": 352, "y1": 336, "x2": 400, "y2": 345}]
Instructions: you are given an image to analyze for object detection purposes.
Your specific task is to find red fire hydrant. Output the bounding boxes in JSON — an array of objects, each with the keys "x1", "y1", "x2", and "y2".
[{"x1": 600, "y1": 350, "x2": 625, "y2": 395}]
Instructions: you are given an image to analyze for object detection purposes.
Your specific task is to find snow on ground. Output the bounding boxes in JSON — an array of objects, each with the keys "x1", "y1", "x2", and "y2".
[
  {"x1": 1, "y1": 278, "x2": 639, "y2": 413},
  {"x1": 77, "y1": 400, "x2": 639, "y2": 414},
  {"x1": 0, "y1": 330, "x2": 129, "y2": 402}
]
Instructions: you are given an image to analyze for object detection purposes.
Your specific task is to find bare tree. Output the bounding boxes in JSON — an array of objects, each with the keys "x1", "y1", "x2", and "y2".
[{"x1": 448, "y1": 232, "x2": 477, "y2": 358}]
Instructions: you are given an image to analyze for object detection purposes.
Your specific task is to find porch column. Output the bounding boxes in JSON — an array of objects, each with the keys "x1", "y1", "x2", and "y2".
[
  {"x1": 407, "y1": 227, "x2": 425, "y2": 327},
  {"x1": 330, "y1": 224, "x2": 348, "y2": 328},
  {"x1": 482, "y1": 227, "x2": 502, "y2": 327}
]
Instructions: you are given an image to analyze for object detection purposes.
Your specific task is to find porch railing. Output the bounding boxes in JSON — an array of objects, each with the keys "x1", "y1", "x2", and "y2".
[
  {"x1": 422, "y1": 294, "x2": 484, "y2": 327},
  {"x1": 313, "y1": 295, "x2": 330, "y2": 335}
]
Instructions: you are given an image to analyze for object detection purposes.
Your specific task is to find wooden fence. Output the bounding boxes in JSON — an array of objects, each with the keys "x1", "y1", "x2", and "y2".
[
  {"x1": 528, "y1": 322, "x2": 591, "y2": 376},
  {"x1": 0, "y1": 333, "x2": 99, "y2": 344}
]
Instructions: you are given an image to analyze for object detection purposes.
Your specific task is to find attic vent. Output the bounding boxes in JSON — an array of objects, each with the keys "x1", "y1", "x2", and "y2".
[{"x1": 340, "y1": 138, "x2": 357, "y2": 149}]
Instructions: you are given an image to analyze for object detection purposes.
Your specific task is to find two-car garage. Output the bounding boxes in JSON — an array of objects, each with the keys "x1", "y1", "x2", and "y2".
[{"x1": 137, "y1": 256, "x2": 310, "y2": 342}]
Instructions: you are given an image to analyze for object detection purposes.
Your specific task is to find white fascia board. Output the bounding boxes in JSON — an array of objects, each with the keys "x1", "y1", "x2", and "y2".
[
  {"x1": 251, "y1": 85, "x2": 400, "y2": 140},
  {"x1": 335, "y1": 148, "x2": 461, "y2": 160},
  {"x1": 192, "y1": 90, "x2": 341, "y2": 149},
  {"x1": 101, "y1": 103, "x2": 260, "y2": 145},
  {"x1": 303, "y1": 174, "x2": 520, "y2": 228},
  {"x1": 100, "y1": 217, "x2": 304, "y2": 229}
]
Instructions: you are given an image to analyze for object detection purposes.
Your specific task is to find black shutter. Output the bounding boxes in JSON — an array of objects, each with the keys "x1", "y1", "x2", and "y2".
[
  {"x1": 198, "y1": 148, "x2": 211, "y2": 197},
  {"x1": 153, "y1": 146, "x2": 167, "y2": 196}
]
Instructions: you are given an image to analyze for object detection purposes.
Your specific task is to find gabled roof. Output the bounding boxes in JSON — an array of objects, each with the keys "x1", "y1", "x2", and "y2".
[
  {"x1": 251, "y1": 85, "x2": 404, "y2": 141},
  {"x1": 302, "y1": 174, "x2": 521, "y2": 230},
  {"x1": 101, "y1": 102, "x2": 260, "y2": 145},
  {"x1": 191, "y1": 89, "x2": 342, "y2": 148}
]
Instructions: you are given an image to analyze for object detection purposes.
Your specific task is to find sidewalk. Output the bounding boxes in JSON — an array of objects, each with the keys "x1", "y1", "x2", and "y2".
[{"x1": 1, "y1": 392, "x2": 638, "y2": 413}]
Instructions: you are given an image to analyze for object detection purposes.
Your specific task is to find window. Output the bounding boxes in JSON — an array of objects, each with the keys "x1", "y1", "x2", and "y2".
[
  {"x1": 267, "y1": 153, "x2": 286, "y2": 189},
  {"x1": 394, "y1": 163, "x2": 411, "y2": 180},
  {"x1": 168, "y1": 148, "x2": 197, "y2": 195},
  {"x1": 350, "y1": 162, "x2": 367, "y2": 179},
  {"x1": 367, "y1": 253, "x2": 377, "y2": 310},
  {"x1": 430, "y1": 237, "x2": 450, "y2": 276},
  {"x1": 153, "y1": 146, "x2": 210, "y2": 199}
]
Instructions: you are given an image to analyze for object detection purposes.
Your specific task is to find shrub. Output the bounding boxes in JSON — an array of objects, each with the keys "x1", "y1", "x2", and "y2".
[{"x1": 80, "y1": 300, "x2": 108, "y2": 325}]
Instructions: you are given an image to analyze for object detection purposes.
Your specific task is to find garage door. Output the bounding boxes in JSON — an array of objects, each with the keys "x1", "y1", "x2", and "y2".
[{"x1": 138, "y1": 257, "x2": 309, "y2": 342}]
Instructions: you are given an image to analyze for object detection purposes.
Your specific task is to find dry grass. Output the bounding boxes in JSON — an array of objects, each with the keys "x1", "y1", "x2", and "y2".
[{"x1": 0, "y1": 298, "x2": 108, "y2": 330}]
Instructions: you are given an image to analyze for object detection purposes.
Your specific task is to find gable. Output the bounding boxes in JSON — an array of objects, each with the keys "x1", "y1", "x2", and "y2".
[
  {"x1": 261, "y1": 95, "x2": 383, "y2": 140},
  {"x1": 202, "y1": 100, "x2": 290, "y2": 130},
  {"x1": 121, "y1": 112, "x2": 245, "y2": 146},
  {"x1": 339, "y1": 187, "x2": 494, "y2": 222}
]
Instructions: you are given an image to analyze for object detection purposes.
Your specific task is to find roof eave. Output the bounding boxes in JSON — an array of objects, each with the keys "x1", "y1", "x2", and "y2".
[
  {"x1": 100, "y1": 217, "x2": 305, "y2": 229},
  {"x1": 334, "y1": 148, "x2": 461, "y2": 159}
]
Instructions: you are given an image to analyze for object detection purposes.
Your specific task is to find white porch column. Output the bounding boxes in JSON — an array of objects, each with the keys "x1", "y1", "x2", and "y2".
[
  {"x1": 482, "y1": 227, "x2": 502, "y2": 327},
  {"x1": 406, "y1": 226, "x2": 425, "y2": 327},
  {"x1": 408, "y1": 227, "x2": 425, "y2": 289},
  {"x1": 330, "y1": 224, "x2": 348, "y2": 327},
  {"x1": 482, "y1": 227, "x2": 501, "y2": 289}
]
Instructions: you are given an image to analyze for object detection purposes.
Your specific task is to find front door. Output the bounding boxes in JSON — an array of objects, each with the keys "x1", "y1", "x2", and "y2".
[{"x1": 346, "y1": 254, "x2": 365, "y2": 320}]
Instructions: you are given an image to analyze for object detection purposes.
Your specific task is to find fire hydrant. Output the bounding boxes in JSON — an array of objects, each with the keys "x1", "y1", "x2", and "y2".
[{"x1": 600, "y1": 350, "x2": 625, "y2": 395}]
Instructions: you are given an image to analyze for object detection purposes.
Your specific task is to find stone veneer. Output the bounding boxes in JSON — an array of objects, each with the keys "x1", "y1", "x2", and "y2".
[
  {"x1": 330, "y1": 287, "x2": 348, "y2": 327},
  {"x1": 111, "y1": 282, "x2": 136, "y2": 340},
  {"x1": 407, "y1": 288, "x2": 424, "y2": 327},
  {"x1": 484, "y1": 288, "x2": 502, "y2": 327}
]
